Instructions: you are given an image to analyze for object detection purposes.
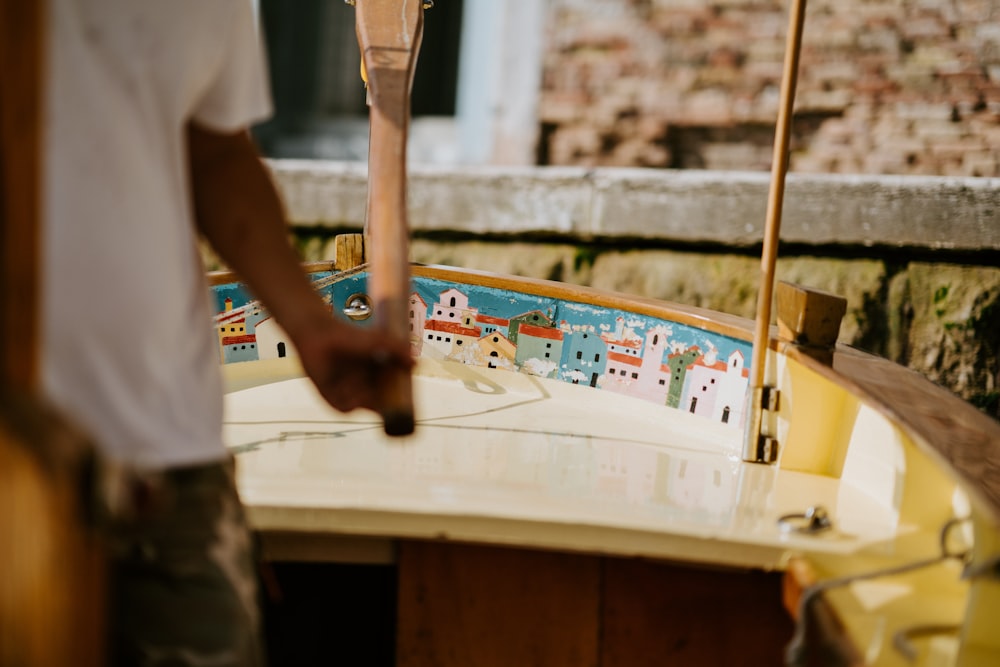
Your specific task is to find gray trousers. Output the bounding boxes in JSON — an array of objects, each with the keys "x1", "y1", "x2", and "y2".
[{"x1": 109, "y1": 458, "x2": 264, "y2": 667}]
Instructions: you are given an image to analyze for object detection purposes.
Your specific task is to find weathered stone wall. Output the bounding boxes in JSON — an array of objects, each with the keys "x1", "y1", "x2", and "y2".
[{"x1": 540, "y1": 0, "x2": 1000, "y2": 177}]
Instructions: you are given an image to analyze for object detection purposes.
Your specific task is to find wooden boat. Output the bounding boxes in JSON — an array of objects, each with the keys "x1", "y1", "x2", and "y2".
[
  {"x1": 213, "y1": 1, "x2": 1000, "y2": 665},
  {"x1": 213, "y1": 259, "x2": 1000, "y2": 666}
]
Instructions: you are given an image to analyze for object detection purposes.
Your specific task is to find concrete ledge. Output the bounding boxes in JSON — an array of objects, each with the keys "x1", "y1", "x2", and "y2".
[{"x1": 269, "y1": 160, "x2": 1000, "y2": 250}]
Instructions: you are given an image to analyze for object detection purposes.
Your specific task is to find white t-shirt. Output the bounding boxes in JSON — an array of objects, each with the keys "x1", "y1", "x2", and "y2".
[{"x1": 42, "y1": 0, "x2": 272, "y2": 468}]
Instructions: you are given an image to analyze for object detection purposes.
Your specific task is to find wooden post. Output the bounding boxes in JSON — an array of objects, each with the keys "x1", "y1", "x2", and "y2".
[
  {"x1": 354, "y1": 0, "x2": 424, "y2": 436},
  {"x1": 0, "y1": 2, "x2": 106, "y2": 665},
  {"x1": 332, "y1": 233, "x2": 366, "y2": 272},
  {"x1": 742, "y1": 0, "x2": 808, "y2": 464},
  {"x1": 0, "y1": 0, "x2": 42, "y2": 386}
]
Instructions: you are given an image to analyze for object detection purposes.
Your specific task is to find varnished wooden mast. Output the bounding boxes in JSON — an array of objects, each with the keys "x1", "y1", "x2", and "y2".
[
  {"x1": 742, "y1": 0, "x2": 808, "y2": 463},
  {"x1": 354, "y1": 0, "x2": 424, "y2": 436}
]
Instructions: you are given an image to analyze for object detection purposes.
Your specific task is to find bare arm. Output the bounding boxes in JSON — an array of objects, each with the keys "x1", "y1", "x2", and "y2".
[{"x1": 187, "y1": 122, "x2": 412, "y2": 412}]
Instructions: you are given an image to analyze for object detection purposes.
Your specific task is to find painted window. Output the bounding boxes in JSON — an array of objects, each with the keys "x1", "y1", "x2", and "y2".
[
  {"x1": 631, "y1": 372, "x2": 638, "y2": 379},
  {"x1": 277, "y1": 342, "x2": 286, "y2": 358},
  {"x1": 576, "y1": 350, "x2": 583, "y2": 360},
  {"x1": 722, "y1": 406, "x2": 731, "y2": 424},
  {"x1": 689, "y1": 397, "x2": 698, "y2": 413}
]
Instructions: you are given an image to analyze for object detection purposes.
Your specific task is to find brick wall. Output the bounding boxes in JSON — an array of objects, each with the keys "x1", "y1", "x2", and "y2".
[{"x1": 539, "y1": 0, "x2": 1000, "y2": 176}]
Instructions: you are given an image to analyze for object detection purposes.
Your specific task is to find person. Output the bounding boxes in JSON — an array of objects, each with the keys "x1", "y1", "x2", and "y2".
[{"x1": 41, "y1": 0, "x2": 412, "y2": 664}]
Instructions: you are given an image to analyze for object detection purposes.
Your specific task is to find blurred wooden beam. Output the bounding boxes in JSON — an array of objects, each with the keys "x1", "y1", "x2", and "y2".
[{"x1": 0, "y1": 0, "x2": 42, "y2": 391}]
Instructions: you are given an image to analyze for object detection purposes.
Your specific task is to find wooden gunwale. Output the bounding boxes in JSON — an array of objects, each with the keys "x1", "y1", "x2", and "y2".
[
  {"x1": 208, "y1": 261, "x2": 757, "y2": 342},
  {"x1": 785, "y1": 342, "x2": 1000, "y2": 527}
]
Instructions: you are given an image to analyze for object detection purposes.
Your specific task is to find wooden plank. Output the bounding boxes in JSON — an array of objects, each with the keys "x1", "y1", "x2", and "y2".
[
  {"x1": 601, "y1": 558, "x2": 794, "y2": 666},
  {"x1": 396, "y1": 541, "x2": 601, "y2": 667},
  {"x1": 257, "y1": 531, "x2": 395, "y2": 564}
]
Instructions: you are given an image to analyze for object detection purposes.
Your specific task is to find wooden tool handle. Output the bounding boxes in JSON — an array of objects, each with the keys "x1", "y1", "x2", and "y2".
[{"x1": 355, "y1": 0, "x2": 424, "y2": 436}]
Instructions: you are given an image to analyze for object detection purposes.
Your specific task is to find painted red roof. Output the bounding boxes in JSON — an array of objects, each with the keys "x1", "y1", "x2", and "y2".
[
  {"x1": 687, "y1": 358, "x2": 749, "y2": 377},
  {"x1": 688, "y1": 358, "x2": 728, "y2": 372},
  {"x1": 217, "y1": 313, "x2": 247, "y2": 324},
  {"x1": 608, "y1": 351, "x2": 641, "y2": 367},
  {"x1": 222, "y1": 334, "x2": 256, "y2": 345},
  {"x1": 476, "y1": 313, "x2": 509, "y2": 326},
  {"x1": 425, "y1": 319, "x2": 481, "y2": 336},
  {"x1": 602, "y1": 335, "x2": 642, "y2": 349},
  {"x1": 518, "y1": 323, "x2": 563, "y2": 340}
]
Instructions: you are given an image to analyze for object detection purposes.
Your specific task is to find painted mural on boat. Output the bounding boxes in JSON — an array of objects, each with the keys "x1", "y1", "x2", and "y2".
[{"x1": 212, "y1": 271, "x2": 753, "y2": 429}]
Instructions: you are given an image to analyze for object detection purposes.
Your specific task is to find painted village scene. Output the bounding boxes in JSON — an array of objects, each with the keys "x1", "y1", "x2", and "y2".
[{"x1": 213, "y1": 271, "x2": 754, "y2": 432}]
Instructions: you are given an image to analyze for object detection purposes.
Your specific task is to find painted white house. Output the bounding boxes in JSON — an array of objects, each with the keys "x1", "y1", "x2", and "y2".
[
  {"x1": 255, "y1": 316, "x2": 295, "y2": 360},
  {"x1": 680, "y1": 349, "x2": 748, "y2": 427},
  {"x1": 408, "y1": 292, "x2": 428, "y2": 354}
]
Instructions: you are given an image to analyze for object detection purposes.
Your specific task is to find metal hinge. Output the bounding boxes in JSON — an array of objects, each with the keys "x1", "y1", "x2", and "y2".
[{"x1": 742, "y1": 385, "x2": 781, "y2": 463}]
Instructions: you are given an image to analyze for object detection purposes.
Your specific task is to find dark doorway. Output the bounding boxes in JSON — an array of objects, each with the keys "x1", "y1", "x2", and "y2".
[{"x1": 254, "y1": 0, "x2": 464, "y2": 156}]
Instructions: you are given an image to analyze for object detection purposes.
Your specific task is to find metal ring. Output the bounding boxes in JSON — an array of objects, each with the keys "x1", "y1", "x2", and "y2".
[
  {"x1": 342, "y1": 293, "x2": 373, "y2": 321},
  {"x1": 778, "y1": 505, "x2": 833, "y2": 534}
]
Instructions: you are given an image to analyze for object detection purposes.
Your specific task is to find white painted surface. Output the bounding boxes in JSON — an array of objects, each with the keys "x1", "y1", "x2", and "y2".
[{"x1": 225, "y1": 357, "x2": 917, "y2": 569}]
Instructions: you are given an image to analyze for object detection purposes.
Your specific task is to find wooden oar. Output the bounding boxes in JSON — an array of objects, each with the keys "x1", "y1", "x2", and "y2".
[
  {"x1": 742, "y1": 0, "x2": 808, "y2": 463},
  {"x1": 353, "y1": 0, "x2": 424, "y2": 436}
]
